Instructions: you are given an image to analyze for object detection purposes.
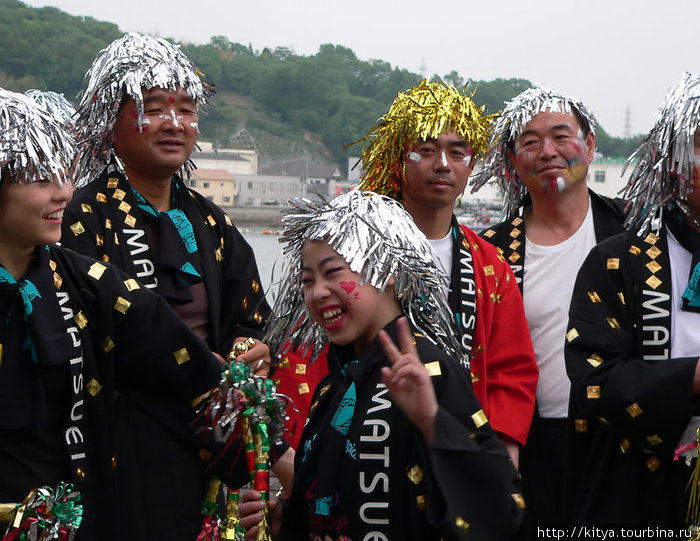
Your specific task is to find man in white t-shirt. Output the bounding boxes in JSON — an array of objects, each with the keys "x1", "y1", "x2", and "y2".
[
  {"x1": 564, "y1": 72, "x2": 700, "y2": 524},
  {"x1": 473, "y1": 85, "x2": 627, "y2": 531}
]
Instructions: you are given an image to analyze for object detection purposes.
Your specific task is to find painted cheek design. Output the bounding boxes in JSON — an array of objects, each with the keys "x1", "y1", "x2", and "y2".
[
  {"x1": 406, "y1": 151, "x2": 421, "y2": 165},
  {"x1": 545, "y1": 176, "x2": 566, "y2": 193},
  {"x1": 340, "y1": 281, "x2": 356, "y2": 294},
  {"x1": 566, "y1": 156, "x2": 580, "y2": 167}
]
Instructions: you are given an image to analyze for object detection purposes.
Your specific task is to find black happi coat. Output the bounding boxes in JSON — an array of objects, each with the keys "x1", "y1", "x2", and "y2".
[
  {"x1": 0, "y1": 246, "x2": 247, "y2": 540},
  {"x1": 282, "y1": 318, "x2": 524, "y2": 541},
  {"x1": 62, "y1": 166, "x2": 272, "y2": 538},
  {"x1": 564, "y1": 227, "x2": 699, "y2": 523},
  {"x1": 480, "y1": 189, "x2": 627, "y2": 288},
  {"x1": 62, "y1": 165, "x2": 270, "y2": 356}
]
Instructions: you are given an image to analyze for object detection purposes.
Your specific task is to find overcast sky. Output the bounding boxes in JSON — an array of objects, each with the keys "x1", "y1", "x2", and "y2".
[{"x1": 24, "y1": 0, "x2": 699, "y2": 137}]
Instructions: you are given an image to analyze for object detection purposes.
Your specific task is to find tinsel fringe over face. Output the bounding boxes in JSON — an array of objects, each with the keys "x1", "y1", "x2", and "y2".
[
  {"x1": 470, "y1": 83, "x2": 596, "y2": 217},
  {"x1": 354, "y1": 80, "x2": 496, "y2": 201},
  {"x1": 0, "y1": 87, "x2": 75, "y2": 185},
  {"x1": 73, "y1": 32, "x2": 214, "y2": 185},
  {"x1": 263, "y1": 189, "x2": 469, "y2": 367},
  {"x1": 621, "y1": 72, "x2": 700, "y2": 234}
]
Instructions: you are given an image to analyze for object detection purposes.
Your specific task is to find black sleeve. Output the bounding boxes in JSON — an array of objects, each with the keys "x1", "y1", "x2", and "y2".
[{"x1": 419, "y1": 351, "x2": 524, "y2": 541}]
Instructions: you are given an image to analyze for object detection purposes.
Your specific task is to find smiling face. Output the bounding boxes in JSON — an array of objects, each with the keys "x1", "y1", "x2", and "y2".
[
  {"x1": 512, "y1": 110, "x2": 594, "y2": 196},
  {"x1": 402, "y1": 132, "x2": 475, "y2": 211},
  {"x1": 302, "y1": 239, "x2": 401, "y2": 355},
  {"x1": 0, "y1": 174, "x2": 74, "y2": 252},
  {"x1": 112, "y1": 87, "x2": 198, "y2": 181}
]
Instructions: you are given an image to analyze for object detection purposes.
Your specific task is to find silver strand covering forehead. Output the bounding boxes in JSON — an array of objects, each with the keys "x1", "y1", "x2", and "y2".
[
  {"x1": 470, "y1": 83, "x2": 596, "y2": 217},
  {"x1": 622, "y1": 72, "x2": 700, "y2": 234},
  {"x1": 73, "y1": 32, "x2": 212, "y2": 185},
  {"x1": 264, "y1": 189, "x2": 469, "y2": 366},
  {"x1": 25, "y1": 89, "x2": 77, "y2": 130},
  {"x1": 0, "y1": 87, "x2": 74, "y2": 184}
]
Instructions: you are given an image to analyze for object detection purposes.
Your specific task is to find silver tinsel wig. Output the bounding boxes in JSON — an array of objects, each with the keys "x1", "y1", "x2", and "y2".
[
  {"x1": 25, "y1": 90, "x2": 77, "y2": 130},
  {"x1": 622, "y1": 72, "x2": 700, "y2": 234},
  {"x1": 264, "y1": 189, "x2": 468, "y2": 365},
  {"x1": 73, "y1": 32, "x2": 213, "y2": 184},
  {"x1": 470, "y1": 84, "x2": 596, "y2": 217},
  {"x1": 0, "y1": 87, "x2": 75, "y2": 185}
]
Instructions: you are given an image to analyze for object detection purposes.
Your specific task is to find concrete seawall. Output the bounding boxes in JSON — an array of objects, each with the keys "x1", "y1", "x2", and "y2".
[{"x1": 223, "y1": 206, "x2": 284, "y2": 226}]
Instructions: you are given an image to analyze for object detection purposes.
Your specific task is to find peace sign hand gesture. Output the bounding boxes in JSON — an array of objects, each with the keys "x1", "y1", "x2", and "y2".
[{"x1": 379, "y1": 317, "x2": 438, "y2": 446}]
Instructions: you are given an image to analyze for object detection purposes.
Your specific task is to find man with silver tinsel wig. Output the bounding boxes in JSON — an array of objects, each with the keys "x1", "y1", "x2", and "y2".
[
  {"x1": 470, "y1": 85, "x2": 628, "y2": 531},
  {"x1": 0, "y1": 88, "x2": 252, "y2": 541},
  {"x1": 354, "y1": 81, "x2": 537, "y2": 475},
  {"x1": 58, "y1": 32, "x2": 288, "y2": 540},
  {"x1": 239, "y1": 188, "x2": 524, "y2": 540},
  {"x1": 564, "y1": 72, "x2": 700, "y2": 525}
]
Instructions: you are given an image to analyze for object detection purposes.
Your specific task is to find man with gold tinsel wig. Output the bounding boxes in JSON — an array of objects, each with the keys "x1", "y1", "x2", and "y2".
[
  {"x1": 564, "y1": 72, "x2": 700, "y2": 526},
  {"x1": 356, "y1": 81, "x2": 538, "y2": 469}
]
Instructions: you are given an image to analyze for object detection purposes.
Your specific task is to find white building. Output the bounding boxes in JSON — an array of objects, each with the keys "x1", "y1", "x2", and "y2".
[
  {"x1": 585, "y1": 156, "x2": 631, "y2": 198},
  {"x1": 192, "y1": 142, "x2": 258, "y2": 176},
  {"x1": 235, "y1": 174, "x2": 301, "y2": 206}
]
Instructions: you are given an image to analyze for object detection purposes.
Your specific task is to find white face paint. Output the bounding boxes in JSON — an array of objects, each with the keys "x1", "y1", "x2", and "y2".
[
  {"x1": 189, "y1": 122, "x2": 199, "y2": 129},
  {"x1": 441, "y1": 151, "x2": 448, "y2": 167},
  {"x1": 556, "y1": 176, "x2": 566, "y2": 192},
  {"x1": 137, "y1": 117, "x2": 152, "y2": 134},
  {"x1": 159, "y1": 108, "x2": 183, "y2": 128},
  {"x1": 407, "y1": 151, "x2": 421, "y2": 164}
]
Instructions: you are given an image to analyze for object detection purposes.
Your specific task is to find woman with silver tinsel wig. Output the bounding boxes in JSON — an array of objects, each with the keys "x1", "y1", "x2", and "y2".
[
  {"x1": 564, "y1": 72, "x2": 700, "y2": 525},
  {"x1": 240, "y1": 189, "x2": 524, "y2": 540},
  {"x1": 0, "y1": 88, "x2": 251, "y2": 541}
]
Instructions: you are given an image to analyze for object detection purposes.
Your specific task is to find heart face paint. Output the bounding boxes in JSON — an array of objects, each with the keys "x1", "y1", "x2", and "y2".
[{"x1": 340, "y1": 280, "x2": 356, "y2": 294}]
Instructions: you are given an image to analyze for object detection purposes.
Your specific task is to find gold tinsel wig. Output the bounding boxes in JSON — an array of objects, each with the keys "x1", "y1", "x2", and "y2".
[{"x1": 355, "y1": 80, "x2": 496, "y2": 199}]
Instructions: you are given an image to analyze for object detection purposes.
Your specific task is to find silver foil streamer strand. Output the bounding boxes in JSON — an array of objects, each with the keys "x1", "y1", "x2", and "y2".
[
  {"x1": 622, "y1": 72, "x2": 700, "y2": 235},
  {"x1": 73, "y1": 32, "x2": 213, "y2": 186},
  {"x1": 470, "y1": 83, "x2": 596, "y2": 217},
  {"x1": 25, "y1": 90, "x2": 77, "y2": 131},
  {"x1": 264, "y1": 189, "x2": 469, "y2": 368},
  {"x1": 0, "y1": 88, "x2": 74, "y2": 184}
]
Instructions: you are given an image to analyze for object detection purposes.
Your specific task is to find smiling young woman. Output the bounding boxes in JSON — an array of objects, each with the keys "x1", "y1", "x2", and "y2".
[{"x1": 0, "y1": 87, "x2": 250, "y2": 541}]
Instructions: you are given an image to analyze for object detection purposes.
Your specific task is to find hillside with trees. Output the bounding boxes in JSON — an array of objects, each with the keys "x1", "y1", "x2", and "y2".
[{"x1": 0, "y1": 0, "x2": 642, "y2": 169}]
